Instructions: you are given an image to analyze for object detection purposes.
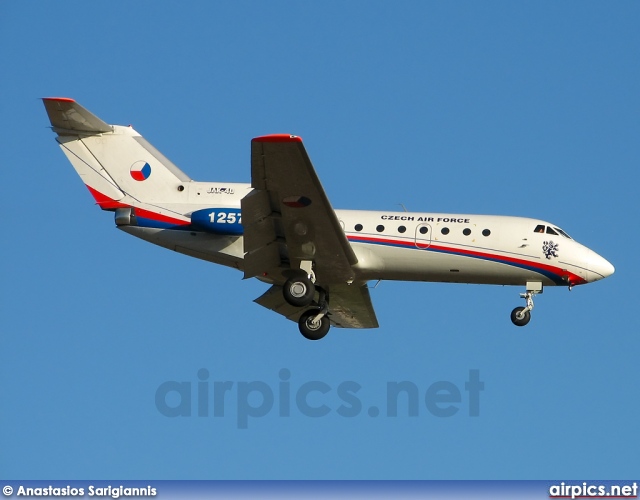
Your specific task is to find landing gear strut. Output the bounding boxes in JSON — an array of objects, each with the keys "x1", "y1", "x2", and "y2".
[
  {"x1": 510, "y1": 282, "x2": 542, "y2": 327},
  {"x1": 281, "y1": 264, "x2": 332, "y2": 340},
  {"x1": 298, "y1": 287, "x2": 330, "y2": 340}
]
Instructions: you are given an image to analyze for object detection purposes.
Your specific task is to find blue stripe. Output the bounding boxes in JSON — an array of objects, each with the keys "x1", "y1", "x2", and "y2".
[
  {"x1": 348, "y1": 236, "x2": 566, "y2": 285},
  {"x1": 135, "y1": 217, "x2": 190, "y2": 230}
]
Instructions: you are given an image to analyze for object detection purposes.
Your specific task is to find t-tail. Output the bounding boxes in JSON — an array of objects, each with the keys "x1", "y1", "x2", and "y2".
[{"x1": 42, "y1": 98, "x2": 193, "y2": 226}]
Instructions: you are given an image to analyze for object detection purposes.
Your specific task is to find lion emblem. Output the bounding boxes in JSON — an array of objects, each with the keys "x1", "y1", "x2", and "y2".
[{"x1": 542, "y1": 240, "x2": 559, "y2": 260}]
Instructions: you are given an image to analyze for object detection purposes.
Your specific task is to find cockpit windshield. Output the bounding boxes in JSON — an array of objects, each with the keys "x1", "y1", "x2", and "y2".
[
  {"x1": 554, "y1": 227, "x2": 572, "y2": 239},
  {"x1": 533, "y1": 225, "x2": 572, "y2": 239}
]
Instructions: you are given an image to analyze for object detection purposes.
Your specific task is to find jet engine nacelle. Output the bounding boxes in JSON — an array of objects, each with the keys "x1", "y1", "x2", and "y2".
[{"x1": 190, "y1": 208, "x2": 243, "y2": 235}]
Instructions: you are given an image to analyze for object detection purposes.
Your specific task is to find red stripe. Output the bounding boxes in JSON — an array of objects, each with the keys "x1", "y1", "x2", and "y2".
[
  {"x1": 43, "y1": 97, "x2": 75, "y2": 103},
  {"x1": 349, "y1": 234, "x2": 587, "y2": 285},
  {"x1": 85, "y1": 185, "x2": 129, "y2": 210},
  {"x1": 252, "y1": 134, "x2": 302, "y2": 143},
  {"x1": 134, "y1": 207, "x2": 189, "y2": 226},
  {"x1": 85, "y1": 185, "x2": 188, "y2": 226},
  {"x1": 350, "y1": 235, "x2": 413, "y2": 247}
]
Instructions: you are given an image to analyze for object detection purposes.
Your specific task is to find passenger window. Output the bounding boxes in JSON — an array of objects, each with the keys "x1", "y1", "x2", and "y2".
[
  {"x1": 463, "y1": 228, "x2": 471, "y2": 236},
  {"x1": 355, "y1": 224, "x2": 363, "y2": 232},
  {"x1": 376, "y1": 225, "x2": 385, "y2": 232},
  {"x1": 419, "y1": 226, "x2": 428, "y2": 234},
  {"x1": 546, "y1": 227, "x2": 558, "y2": 235},
  {"x1": 482, "y1": 229, "x2": 491, "y2": 237},
  {"x1": 534, "y1": 224, "x2": 545, "y2": 233},
  {"x1": 398, "y1": 226, "x2": 406, "y2": 233},
  {"x1": 441, "y1": 227, "x2": 450, "y2": 235}
]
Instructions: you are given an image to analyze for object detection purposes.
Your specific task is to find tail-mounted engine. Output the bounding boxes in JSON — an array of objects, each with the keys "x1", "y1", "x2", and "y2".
[{"x1": 115, "y1": 207, "x2": 137, "y2": 226}]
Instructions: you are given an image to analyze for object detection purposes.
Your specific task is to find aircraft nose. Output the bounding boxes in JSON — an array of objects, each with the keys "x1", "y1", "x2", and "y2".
[{"x1": 586, "y1": 249, "x2": 615, "y2": 281}]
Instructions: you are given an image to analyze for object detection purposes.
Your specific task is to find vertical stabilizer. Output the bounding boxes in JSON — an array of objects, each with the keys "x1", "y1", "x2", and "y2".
[{"x1": 42, "y1": 98, "x2": 191, "y2": 209}]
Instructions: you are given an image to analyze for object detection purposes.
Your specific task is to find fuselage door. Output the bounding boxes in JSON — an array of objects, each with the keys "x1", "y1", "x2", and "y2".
[{"x1": 415, "y1": 223, "x2": 432, "y2": 249}]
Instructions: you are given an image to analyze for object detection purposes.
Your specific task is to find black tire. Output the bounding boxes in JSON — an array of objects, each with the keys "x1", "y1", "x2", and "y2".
[
  {"x1": 510, "y1": 306, "x2": 531, "y2": 327},
  {"x1": 283, "y1": 276, "x2": 315, "y2": 307},
  {"x1": 298, "y1": 309, "x2": 330, "y2": 340}
]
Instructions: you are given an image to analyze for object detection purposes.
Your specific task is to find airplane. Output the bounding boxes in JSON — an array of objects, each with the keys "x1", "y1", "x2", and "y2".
[{"x1": 42, "y1": 98, "x2": 615, "y2": 340}]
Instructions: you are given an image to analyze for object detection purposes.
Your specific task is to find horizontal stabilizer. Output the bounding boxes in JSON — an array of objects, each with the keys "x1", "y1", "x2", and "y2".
[{"x1": 42, "y1": 98, "x2": 113, "y2": 135}]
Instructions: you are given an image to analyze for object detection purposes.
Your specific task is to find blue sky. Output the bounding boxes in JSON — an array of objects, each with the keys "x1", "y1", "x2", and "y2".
[{"x1": 1, "y1": 1, "x2": 638, "y2": 479}]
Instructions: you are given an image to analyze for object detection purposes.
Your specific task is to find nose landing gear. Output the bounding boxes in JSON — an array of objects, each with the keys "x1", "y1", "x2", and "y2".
[{"x1": 511, "y1": 282, "x2": 543, "y2": 327}]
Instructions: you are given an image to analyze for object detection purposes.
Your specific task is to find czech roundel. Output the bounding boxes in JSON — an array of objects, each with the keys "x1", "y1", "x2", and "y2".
[{"x1": 130, "y1": 161, "x2": 151, "y2": 181}]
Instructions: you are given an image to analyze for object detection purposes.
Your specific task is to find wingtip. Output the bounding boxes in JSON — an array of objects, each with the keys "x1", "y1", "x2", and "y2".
[
  {"x1": 42, "y1": 97, "x2": 76, "y2": 103},
  {"x1": 252, "y1": 134, "x2": 302, "y2": 143}
]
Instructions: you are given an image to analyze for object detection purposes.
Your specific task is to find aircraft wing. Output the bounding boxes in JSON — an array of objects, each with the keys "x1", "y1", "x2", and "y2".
[
  {"x1": 242, "y1": 134, "x2": 358, "y2": 284},
  {"x1": 254, "y1": 283, "x2": 379, "y2": 329}
]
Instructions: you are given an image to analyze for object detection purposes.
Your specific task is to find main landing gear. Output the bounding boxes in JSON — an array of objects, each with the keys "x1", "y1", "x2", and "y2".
[
  {"x1": 298, "y1": 306, "x2": 330, "y2": 341},
  {"x1": 510, "y1": 281, "x2": 543, "y2": 327},
  {"x1": 282, "y1": 272, "x2": 331, "y2": 341},
  {"x1": 283, "y1": 275, "x2": 315, "y2": 307}
]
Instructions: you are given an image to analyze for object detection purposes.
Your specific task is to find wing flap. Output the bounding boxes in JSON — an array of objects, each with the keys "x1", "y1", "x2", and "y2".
[
  {"x1": 254, "y1": 283, "x2": 378, "y2": 329},
  {"x1": 243, "y1": 243, "x2": 281, "y2": 281},
  {"x1": 327, "y1": 284, "x2": 379, "y2": 329},
  {"x1": 241, "y1": 188, "x2": 282, "y2": 279},
  {"x1": 253, "y1": 285, "x2": 306, "y2": 323},
  {"x1": 241, "y1": 189, "x2": 278, "y2": 253}
]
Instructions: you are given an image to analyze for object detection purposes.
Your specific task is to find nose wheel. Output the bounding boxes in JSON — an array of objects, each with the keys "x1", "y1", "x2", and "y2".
[
  {"x1": 511, "y1": 305, "x2": 531, "y2": 326},
  {"x1": 510, "y1": 282, "x2": 542, "y2": 327}
]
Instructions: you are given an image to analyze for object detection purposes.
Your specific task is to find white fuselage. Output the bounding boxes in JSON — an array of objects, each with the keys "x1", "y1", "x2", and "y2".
[{"x1": 120, "y1": 181, "x2": 613, "y2": 289}]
